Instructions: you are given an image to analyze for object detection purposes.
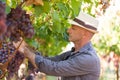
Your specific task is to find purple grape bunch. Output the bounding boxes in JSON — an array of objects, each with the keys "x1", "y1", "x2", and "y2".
[
  {"x1": 7, "y1": 51, "x2": 24, "y2": 77},
  {"x1": 0, "y1": 2, "x2": 28, "y2": 79},
  {"x1": 0, "y1": 1, "x2": 6, "y2": 20},
  {"x1": 0, "y1": 1, "x2": 7, "y2": 37},
  {"x1": 6, "y1": 6, "x2": 35, "y2": 41},
  {"x1": 0, "y1": 41, "x2": 25, "y2": 79},
  {"x1": 0, "y1": 42, "x2": 15, "y2": 64}
]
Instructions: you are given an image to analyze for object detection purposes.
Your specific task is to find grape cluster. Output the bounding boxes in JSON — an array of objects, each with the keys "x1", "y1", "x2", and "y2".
[
  {"x1": 7, "y1": 51, "x2": 24, "y2": 77},
  {"x1": 0, "y1": 42, "x2": 15, "y2": 64},
  {"x1": 0, "y1": 1, "x2": 7, "y2": 36},
  {"x1": 0, "y1": 2, "x2": 35, "y2": 79},
  {"x1": 0, "y1": 1, "x2": 5, "y2": 20},
  {"x1": 0, "y1": 41, "x2": 25, "y2": 79},
  {"x1": 6, "y1": 6, "x2": 35, "y2": 41}
]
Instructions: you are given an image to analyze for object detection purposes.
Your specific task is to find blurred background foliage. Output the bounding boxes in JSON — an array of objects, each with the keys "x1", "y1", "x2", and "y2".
[
  {"x1": 1, "y1": 0, "x2": 120, "y2": 80},
  {"x1": 3, "y1": 0, "x2": 100, "y2": 56}
]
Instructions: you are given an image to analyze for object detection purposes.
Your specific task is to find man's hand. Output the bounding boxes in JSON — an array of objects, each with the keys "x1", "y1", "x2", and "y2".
[
  {"x1": 24, "y1": 47, "x2": 38, "y2": 68},
  {"x1": 13, "y1": 38, "x2": 27, "y2": 54},
  {"x1": 13, "y1": 38, "x2": 33, "y2": 58},
  {"x1": 13, "y1": 38, "x2": 38, "y2": 68}
]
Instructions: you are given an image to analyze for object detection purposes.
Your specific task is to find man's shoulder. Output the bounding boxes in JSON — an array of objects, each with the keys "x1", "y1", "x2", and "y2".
[{"x1": 75, "y1": 51, "x2": 100, "y2": 69}]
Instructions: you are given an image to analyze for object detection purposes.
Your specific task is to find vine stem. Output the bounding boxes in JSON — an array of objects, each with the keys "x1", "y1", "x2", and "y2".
[{"x1": 17, "y1": 0, "x2": 26, "y2": 8}]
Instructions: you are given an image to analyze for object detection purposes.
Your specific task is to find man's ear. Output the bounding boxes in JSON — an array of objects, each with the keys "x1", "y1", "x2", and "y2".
[{"x1": 84, "y1": 30, "x2": 95, "y2": 39}]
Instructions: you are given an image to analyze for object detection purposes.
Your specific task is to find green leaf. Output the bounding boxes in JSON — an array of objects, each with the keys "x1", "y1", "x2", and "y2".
[
  {"x1": 26, "y1": 39, "x2": 39, "y2": 49},
  {"x1": 42, "y1": 1, "x2": 51, "y2": 13},
  {"x1": 84, "y1": 0, "x2": 92, "y2": 3},
  {"x1": 63, "y1": 32, "x2": 69, "y2": 41},
  {"x1": 9, "y1": 0, "x2": 17, "y2": 8},
  {"x1": 70, "y1": 0, "x2": 81, "y2": 16},
  {"x1": 53, "y1": 21, "x2": 62, "y2": 33},
  {"x1": 37, "y1": 25, "x2": 48, "y2": 38},
  {"x1": 33, "y1": 1, "x2": 50, "y2": 17},
  {"x1": 6, "y1": 5, "x2": 11, "y2": 14},
  {"x1": 1, "y1": 0, "x2": 5, "y2": 2},
  {"x1": 52, "y1": 11, "x2": 60, "y2": 21},
  {"x1": 56, "y1": 2, "x2": 69, "y2": 18},
  {"x1": 34, "y1": 5, "x2": 43, "y2": 16}
]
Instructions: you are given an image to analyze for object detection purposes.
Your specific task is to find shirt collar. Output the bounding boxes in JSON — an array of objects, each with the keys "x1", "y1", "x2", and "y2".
[
  {"x1": 79, "y1": 42, "x2": 92, "y2": 53},
  {"x1": 70, "y1": 42, "x2": 93, "y2": 54}
]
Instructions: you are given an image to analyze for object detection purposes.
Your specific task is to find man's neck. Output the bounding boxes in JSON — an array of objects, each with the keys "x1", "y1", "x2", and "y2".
[{"x1": 74, "y1": 40, "x2": 89, "y2": 52}]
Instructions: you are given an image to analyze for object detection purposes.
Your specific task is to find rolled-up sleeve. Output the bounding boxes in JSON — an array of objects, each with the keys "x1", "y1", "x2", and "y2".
[{"x1": 35, "y1": 53, "x2": 98, "y2": 77}]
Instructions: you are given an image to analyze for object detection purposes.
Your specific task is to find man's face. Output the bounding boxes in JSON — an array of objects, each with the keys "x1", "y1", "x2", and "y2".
[{"x1": 67, "y1": 25, "x2": 85, "y2": 42}]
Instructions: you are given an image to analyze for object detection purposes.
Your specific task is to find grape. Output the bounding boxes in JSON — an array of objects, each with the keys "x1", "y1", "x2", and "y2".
[
  {"x1": 0, "y1": 41, "x2": 25, "y2": 79},
  {"x1": 0, "y1": 1, "x2": 7, "y2": 35},
  {"x1": 7, "y1": 52, "x2": 25, "y2": 79},
  {"x1": 0, "y1": 1, "x2": 5, "y2": 17},
  {"x1": 6, "y1": 5, "x2": 35, "y2": 41},
  {"x1": 0, "y1": 2, "x2": 35, "y2": 79},
  {"x1": 0, "y1": 42, "x2": 14, "y2": 64}
]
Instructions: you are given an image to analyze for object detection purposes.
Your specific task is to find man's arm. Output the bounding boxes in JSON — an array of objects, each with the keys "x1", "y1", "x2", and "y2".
[
  {"x1": 25, "y1": 48, "x2": 99, "y2": 77},
  {"x1": 24, "y1": 47, "x2": 38, "y2": 68},
  {"x1": 25, "y1": 47, "x2": 71, "y2": 67},
  {"x1": 47, "y1": 47, "x2": 75, "y2": 61},
  {"x1": 35, "y1": 54, "x2": 99, "y2": 77},
  {"x1": 47, "y1": 51, "x2": 71, "y2": 61}
]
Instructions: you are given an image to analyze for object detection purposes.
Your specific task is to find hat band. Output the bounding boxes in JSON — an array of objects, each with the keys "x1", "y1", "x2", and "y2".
[{"x1": 73, "y1": 18, "x2": 97, "y2": 31}]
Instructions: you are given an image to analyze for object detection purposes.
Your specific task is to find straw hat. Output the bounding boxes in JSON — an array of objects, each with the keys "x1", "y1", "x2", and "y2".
[{"x1": 69, "y1": 11, "x2": 99, "y2": 33}]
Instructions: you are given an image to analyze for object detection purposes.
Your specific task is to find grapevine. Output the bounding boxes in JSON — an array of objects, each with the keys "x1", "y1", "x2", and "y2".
[
  {"x1": 6, "y1": 3, "x2": 35, "y2": 42},
  {"x1": 0, "y1": 1, "x2": 8, "y2": 78},
  {"x1": 0, "y1": 1, "x2": 7, "y2": 36},
  {"x1": 7, "y1": 51, "x2": 25, "y2": 79},
  {"x1": 0, "y1": 42, "x2": 15, "y2": 79},
  {"x1": 0, "y1": 1, "x2": 35, "y2": 79}
]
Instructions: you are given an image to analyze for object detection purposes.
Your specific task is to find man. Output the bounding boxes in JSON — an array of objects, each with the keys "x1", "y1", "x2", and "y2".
[{"x1": 16, "y1": 11, "x2": 100, "y2": 80}]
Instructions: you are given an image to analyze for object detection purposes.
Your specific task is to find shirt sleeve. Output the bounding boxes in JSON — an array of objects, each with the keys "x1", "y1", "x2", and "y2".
[
  {"x1": 35, "y1": 53, "x2": 99, "y2": 77},
  {"x1": 47, "y1": 51, "x2": 71, "y2": 61}
]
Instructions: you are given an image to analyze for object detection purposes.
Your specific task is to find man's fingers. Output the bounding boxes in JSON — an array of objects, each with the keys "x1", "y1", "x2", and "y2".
[{"x1": 13, "y1": 39, "x2": 28, "y2": 54}]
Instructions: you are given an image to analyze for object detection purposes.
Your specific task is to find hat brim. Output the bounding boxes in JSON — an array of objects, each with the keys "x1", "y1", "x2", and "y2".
[{"x1": 69, "y1": 20, "x2": 98, "y2": 33}]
